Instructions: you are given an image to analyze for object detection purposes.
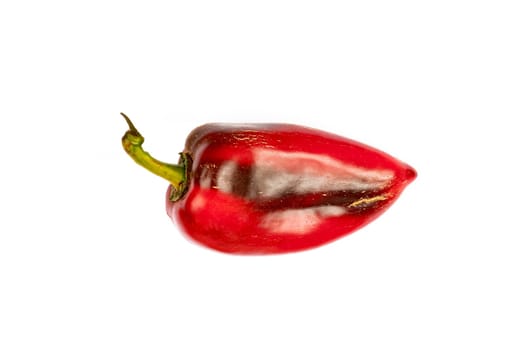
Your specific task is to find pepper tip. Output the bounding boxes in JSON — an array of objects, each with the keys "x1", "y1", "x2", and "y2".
[{"x1": 404, "y1": 166, "x2": 417, "y2": 183}]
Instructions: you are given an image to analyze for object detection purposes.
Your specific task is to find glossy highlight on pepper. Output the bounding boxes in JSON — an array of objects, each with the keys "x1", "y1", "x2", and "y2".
[{"x1": 121, "y1": 113, "x2": 416, "y2": 254}]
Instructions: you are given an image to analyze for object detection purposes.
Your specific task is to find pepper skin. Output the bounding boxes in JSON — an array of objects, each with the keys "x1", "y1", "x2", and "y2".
[{"x1": 121, "y1": 114, "x2": 416, "y2": 254}]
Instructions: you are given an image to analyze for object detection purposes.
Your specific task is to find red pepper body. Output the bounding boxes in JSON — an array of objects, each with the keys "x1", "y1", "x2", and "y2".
[{"x1": 166, "y1": 123, "x2": 416, "y2": 254}]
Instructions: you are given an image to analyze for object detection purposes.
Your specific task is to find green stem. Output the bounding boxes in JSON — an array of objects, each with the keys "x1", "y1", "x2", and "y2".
[{"x1": 120, "y1": 113, "x2": 185, "y2": 188}]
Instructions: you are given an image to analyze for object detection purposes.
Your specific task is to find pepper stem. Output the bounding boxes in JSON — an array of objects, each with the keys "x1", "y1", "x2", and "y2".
[{"x1": 121, "y1": 113, "x2": 185, "y2": 188}]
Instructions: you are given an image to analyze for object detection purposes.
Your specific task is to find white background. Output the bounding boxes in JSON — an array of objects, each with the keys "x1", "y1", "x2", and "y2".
[{"x1": 1, "y1": 1, "x2": 524, "y2": 349}]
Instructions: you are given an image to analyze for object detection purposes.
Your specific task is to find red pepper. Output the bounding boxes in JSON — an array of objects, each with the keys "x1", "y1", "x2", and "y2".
[{"x1": 121, "y1": 113, "x2": 416, "y2": 254}]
